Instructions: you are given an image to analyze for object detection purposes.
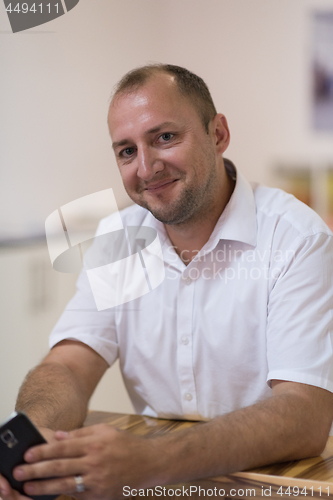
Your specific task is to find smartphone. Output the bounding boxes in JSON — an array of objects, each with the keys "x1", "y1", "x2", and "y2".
[{"x1": 0, "y1": 412, "x2": 58, "y2": 500}]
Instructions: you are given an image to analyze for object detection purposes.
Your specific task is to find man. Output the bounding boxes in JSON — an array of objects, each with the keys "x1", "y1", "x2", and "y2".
[{"x1": 1, "y1": 64, "x2": 333, "y2": 500}]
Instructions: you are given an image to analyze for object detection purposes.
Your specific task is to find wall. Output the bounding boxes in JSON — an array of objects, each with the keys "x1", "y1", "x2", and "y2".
[
  {"x1": 1, "y1": 0, "x2": 333, "y2": 236},
  {"x1": 1, "y1": 0, "x2": 333, "y2": 420}
]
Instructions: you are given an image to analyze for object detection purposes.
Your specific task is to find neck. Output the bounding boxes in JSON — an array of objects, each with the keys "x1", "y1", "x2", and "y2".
[{"x1": 165, "y1": 162, "x2": 235, "y2": 265}]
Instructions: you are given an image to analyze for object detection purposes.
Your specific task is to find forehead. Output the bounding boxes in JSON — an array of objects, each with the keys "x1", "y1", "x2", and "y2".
[{"x1": 108, "y1": 74, "x2": 200, "y2": 138}]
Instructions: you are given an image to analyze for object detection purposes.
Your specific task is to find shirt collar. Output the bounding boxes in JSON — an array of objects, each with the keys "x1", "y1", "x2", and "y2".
[
  {"x1": 140, "y1": 209, "x2": 169, "y2": 247},
  {"x1": 140, "y1": 159, "x2": 257, "y2": 255},
  {"x1": 209, "y1": 159, "x2": 257, "y2": 248}
]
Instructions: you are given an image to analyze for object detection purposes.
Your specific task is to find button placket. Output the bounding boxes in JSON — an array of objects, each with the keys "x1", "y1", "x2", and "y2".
[
  {"x1": 184, "y1": 392, "x2": 193, "y2": 401},
  {"x1": 176, "y1": 271, "x2": 198, "y2": 418},
  {"x1": 181, "y1": 335, "x2": 189, "y2": 345}
]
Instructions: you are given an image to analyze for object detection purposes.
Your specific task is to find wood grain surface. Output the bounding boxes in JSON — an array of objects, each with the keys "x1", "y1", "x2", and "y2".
[{"x1": 58, "y1": 411, "x2": 333, "y2": 500}]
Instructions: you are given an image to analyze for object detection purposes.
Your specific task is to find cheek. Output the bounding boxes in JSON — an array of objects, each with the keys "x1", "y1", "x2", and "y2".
[
  {"x1": 161, "y1": 145, "x2": 193, "y2": 170},
  {"x1": 119, "y1": 167, "x2": 137, "y2": 192}
]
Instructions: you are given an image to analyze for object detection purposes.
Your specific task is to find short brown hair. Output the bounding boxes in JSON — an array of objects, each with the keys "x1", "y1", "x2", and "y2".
[{"x1": 112, "y1": 64, "x2": 217, "y2": 133}]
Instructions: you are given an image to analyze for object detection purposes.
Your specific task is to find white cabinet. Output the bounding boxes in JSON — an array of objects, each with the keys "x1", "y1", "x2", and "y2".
[{"x1": 0, "y1": 242, "x2": 133, "y2": 423}]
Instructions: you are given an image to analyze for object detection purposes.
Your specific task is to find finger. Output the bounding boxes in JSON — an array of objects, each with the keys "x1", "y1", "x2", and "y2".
[
  {"x1": 24, "y1": 437, "x2": 85, "y2": 463},
  {"x1": 23, "y1": 475, "x2": 87, "y2": 498},
  {"x1": 0, "y1": 474, "x2": 14, "y2": 498},
  {"x1": 0, "y1": 475, "x2": 31, "y2": 500},
  {"x1": 55, "y1": 430, "x2": 69, "y2": 440},
  {"x1": 13, "y1": 458, "x2": 83, "y2": 481}
]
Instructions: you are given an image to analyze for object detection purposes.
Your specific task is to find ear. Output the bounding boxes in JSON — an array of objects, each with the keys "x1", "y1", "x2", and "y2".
[{"x1": 212, "y1": 114, "x2": 230, "y2": 155}]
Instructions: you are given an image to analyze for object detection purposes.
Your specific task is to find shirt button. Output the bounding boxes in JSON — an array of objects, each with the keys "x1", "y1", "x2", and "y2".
[
  {"x1": 181, "y1": 335, "x2": 189, "y2": 345},
  {"x1": 184, "y1": 392, "x2": 193, "y2": 401},
  {"x1": 183, "y1": 276, "x2": 192, "y2": 285}
]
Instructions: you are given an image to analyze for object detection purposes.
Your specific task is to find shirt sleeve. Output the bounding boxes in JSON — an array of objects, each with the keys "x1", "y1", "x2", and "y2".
[
  {"x1": 266, "y1": 231, "x2": 333, "y2": 392},
  {"x1": 49, "y1": 267, "x2": 119, "y2": 366},
  {"x1": 49, "y1": 213, "x2": 125, "y2": 365}
]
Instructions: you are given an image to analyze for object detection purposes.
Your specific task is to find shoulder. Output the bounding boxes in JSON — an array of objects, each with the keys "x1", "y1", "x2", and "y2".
[
  {"x1": 119, "y1": 203, "x2": 151, "y2": 225},
  {"x1": 252, "y1": 183, "x2": 333, "y2": 239},
  {"x1": 96, "y1": 203, "x2": 150, "y2": 235}
]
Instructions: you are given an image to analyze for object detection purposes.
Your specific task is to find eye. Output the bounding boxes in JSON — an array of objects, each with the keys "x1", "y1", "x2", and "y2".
[
  {"x1": 159, "y1": 133, "x2": 174, "y2": 142},
  {"x1": 119, "y1": 147, "x2": 136, "y2": 158}
]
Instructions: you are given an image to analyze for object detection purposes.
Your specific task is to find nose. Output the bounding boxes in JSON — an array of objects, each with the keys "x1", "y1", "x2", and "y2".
[{"x1": 136, "y1": 145, "x2": 164, "y2": 181}]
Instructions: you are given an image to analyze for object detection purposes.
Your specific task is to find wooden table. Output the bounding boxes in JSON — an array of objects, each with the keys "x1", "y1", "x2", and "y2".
[{"x1": 60, "y1": 411, "x2": 333, "y2": 500}]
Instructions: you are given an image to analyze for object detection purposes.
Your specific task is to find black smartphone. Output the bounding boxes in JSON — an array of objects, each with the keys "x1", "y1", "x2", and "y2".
[{"x1": 0, "y1": 412, "x2": 58, "y2": 500}]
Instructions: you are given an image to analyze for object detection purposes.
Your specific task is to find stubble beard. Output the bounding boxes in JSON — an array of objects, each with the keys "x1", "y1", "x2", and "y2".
[{"x1": 132, "y1": 147, "x2": 219, "y2": 226}]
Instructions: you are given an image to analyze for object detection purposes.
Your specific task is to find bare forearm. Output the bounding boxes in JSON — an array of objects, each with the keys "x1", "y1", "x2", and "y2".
[
  {"x1": 154, "y1": 387, "x2": 332, "y2": 485},
  {"x1": 15, "y1": 362, "x2": 88, "y2": 431},
  {"x1": 6, "y1": 384, "x2": 332, "y2": 500}
]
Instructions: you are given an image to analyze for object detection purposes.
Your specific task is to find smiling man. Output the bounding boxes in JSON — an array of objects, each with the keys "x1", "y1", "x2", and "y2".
[
  {"x1": 1, "y1": 64, "x2": 333, "y2": 500},
  {"x1": 109, "y1": 68, "x2": 234, "y2": 263}
]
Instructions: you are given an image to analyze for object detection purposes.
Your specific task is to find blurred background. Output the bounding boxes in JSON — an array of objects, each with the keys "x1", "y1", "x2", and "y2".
[{"x1": 1, "y1": 0, "x2": 333, "y2": 422}]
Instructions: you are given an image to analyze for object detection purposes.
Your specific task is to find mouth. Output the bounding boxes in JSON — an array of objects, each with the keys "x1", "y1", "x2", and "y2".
[{"x1": 145, "y1": 179, "x2": 178, "y2": 193}]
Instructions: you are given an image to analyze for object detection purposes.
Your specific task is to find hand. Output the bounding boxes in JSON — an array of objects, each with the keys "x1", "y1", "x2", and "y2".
[
  {"x1": 0, "y1": 428, "x2": 56, "y2": 500},
  {"x1": 12, "y1": 424, "x2": 161, "y2": 500},
  {"x1": 39, "y1": 427, "x2": 56, "y2": 442},
  {"x1": 0, "y1": 475, "x2": 31, "y2": 500}
]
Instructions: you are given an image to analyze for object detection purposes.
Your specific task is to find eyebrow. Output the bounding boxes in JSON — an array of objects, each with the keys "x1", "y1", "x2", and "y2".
[{"x1": 112, "y1": 121, "x2": 177, "y2": 150}]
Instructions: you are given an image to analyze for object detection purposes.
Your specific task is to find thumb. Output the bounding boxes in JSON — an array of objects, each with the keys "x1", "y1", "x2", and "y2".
[{"x1": 55, "y1": 430, "x2": 70, "y2": 440}]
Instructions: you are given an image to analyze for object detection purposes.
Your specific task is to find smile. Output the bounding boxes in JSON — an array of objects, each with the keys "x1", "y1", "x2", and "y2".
[{"x1": 145, "y1": 179, "x2": 178, "y2": 193}]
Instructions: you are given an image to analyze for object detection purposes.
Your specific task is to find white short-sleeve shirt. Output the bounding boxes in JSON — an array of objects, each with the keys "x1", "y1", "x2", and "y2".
[{"x1": 50, "y1": 162, "x2": 333, "y2": 421}]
